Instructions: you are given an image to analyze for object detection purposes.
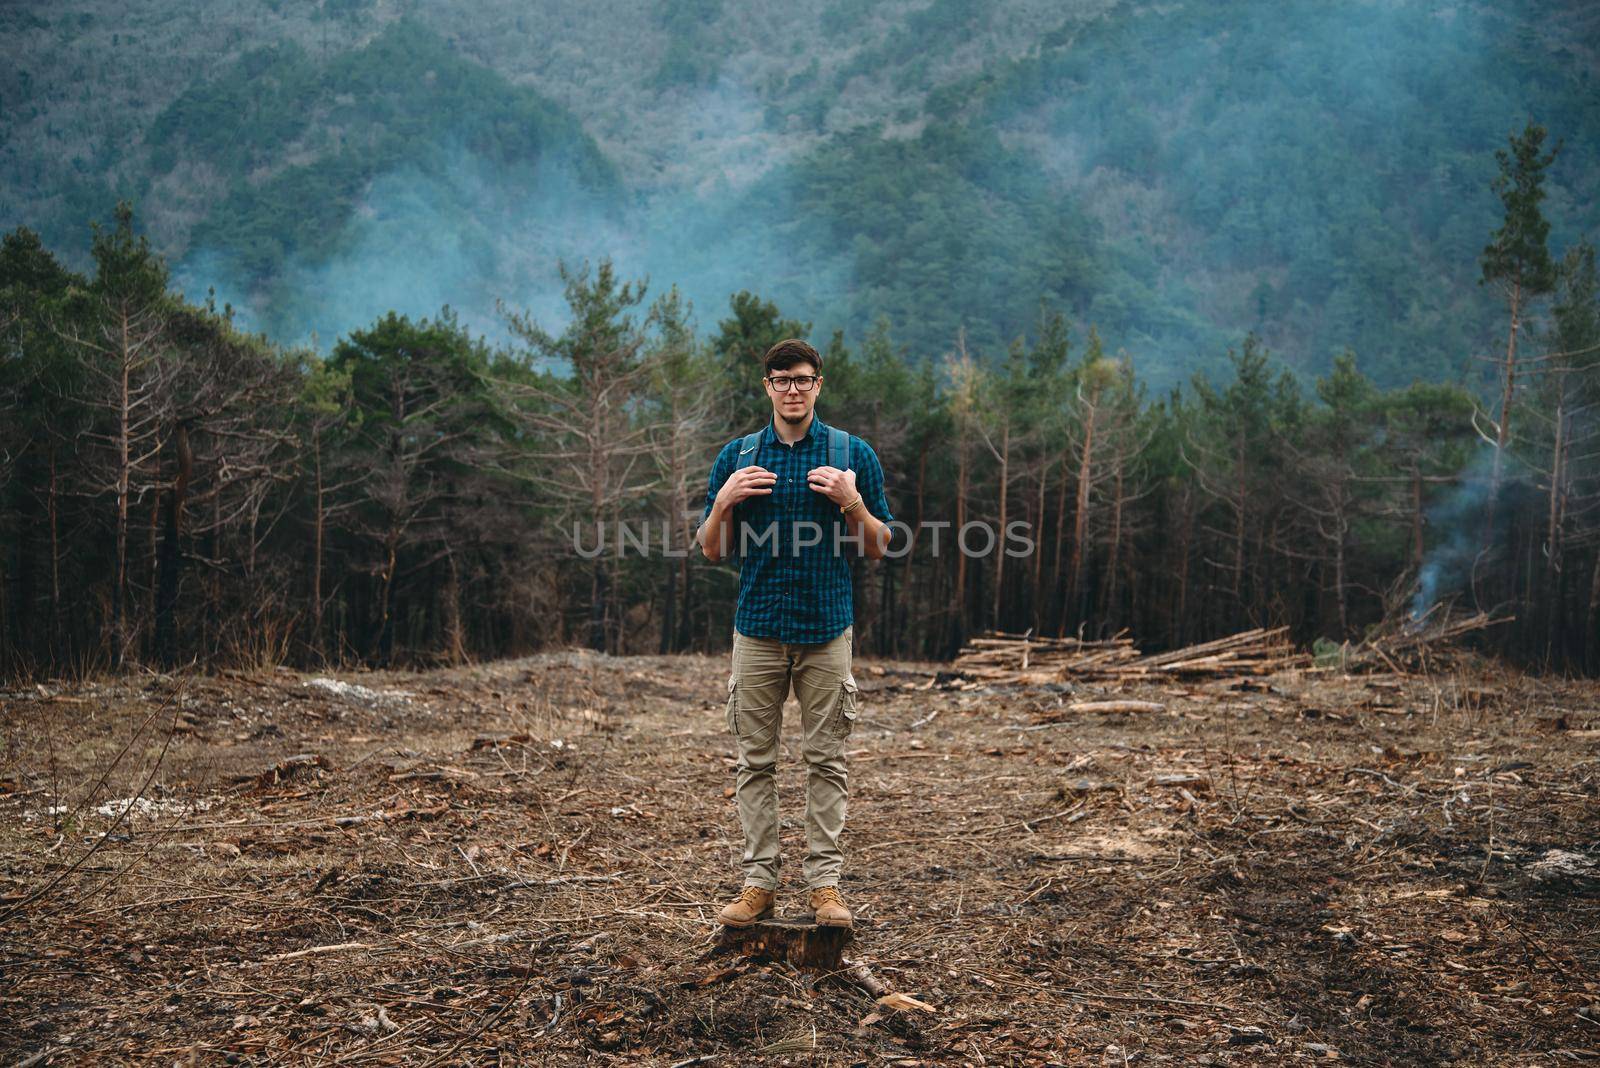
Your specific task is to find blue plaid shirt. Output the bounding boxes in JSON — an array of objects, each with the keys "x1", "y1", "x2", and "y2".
[{"x1": 701, "y1": 412, "x2": 894, "y2": 644}]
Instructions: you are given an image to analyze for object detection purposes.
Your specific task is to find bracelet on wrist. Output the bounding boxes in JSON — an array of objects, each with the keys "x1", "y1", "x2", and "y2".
[{"x1": 841, "y1": 495, "x2": 864, "y2": 515}]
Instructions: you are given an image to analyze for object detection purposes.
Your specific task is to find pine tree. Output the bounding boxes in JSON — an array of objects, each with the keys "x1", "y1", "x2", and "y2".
[
  {"x1": 1479, "y1": 121, "x2": 1560, "y2": 550},
  {"x1": 54, "y1": 203, "x2": 175, "y2": 669}
]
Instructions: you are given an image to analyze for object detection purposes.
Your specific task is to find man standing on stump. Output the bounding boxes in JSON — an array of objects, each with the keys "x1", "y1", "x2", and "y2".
[{"x1": 697, "y1": 338, "x2": 894, "y2": 930}]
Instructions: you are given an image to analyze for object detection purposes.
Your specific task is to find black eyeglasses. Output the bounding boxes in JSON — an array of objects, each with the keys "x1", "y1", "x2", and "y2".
[{"x1": 767, "y1": 375, "x2": 819, "y2": 392}]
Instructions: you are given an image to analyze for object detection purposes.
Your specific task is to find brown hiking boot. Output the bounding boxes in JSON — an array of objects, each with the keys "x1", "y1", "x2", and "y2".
[
  {"x1": 716, "y1": 885, "x2": 775, "y2": 927},
  {"x1": 807, "y1": 885, "x2": 853, "y2": 928}
]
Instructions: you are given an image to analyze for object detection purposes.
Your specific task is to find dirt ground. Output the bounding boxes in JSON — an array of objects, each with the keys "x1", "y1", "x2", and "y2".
[{"x1": 2, "y1": 648, "x2": 1597, "y2": 1066}]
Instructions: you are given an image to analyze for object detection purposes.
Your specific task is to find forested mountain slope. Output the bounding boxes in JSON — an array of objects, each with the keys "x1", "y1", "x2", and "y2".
[{"x1": 2, "y1": 0, "x2": 1596, "y2": 385}]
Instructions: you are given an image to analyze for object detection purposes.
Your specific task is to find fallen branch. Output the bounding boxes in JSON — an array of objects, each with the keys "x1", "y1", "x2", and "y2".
[
  {"x1": 1067, "y1": 700, "x2": 1166, "y2": 714},
  {"x1": 266, "y1": 941, "x2": 372, "y2": 962}
]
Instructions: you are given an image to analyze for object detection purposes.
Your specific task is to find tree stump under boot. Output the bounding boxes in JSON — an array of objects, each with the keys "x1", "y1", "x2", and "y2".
[{"x1": 714, "y1": 917, "x2": 853, "y2": 970}]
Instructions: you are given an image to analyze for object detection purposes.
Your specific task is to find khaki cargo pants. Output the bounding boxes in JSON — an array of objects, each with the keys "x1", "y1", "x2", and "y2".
[{"x1": 724, "y1": 624, "x2": 858, "y2": 891}]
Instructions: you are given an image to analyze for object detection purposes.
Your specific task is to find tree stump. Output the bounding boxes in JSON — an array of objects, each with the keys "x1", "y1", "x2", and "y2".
[{"x1": 713, "y1": 917, "x2": 853, "y2": 970}]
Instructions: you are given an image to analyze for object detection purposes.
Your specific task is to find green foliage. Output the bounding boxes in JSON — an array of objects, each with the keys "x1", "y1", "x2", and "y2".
[
  {"x1": 756, "y1": 118, "x2": 1186, "y2": 365},
  {"x1": 644, "y1": 283, "x2": 713, "y2": 395},
  {"x1": 528, "y1": 258, "x2": 651, "y2": 375},
  {"x1": 1311, "y1": 351, "x2": 1379, "y2": 458},
  {"x1": 0, "y1": 226, "x2": 78, "y2": 298},
  {"x1": 836, "y1": 0, "x2": 988, "y2": 90},
  {"x1": 7, "y1": 0, "x2": 1596, "y2": 395},
  {"x1": 299, "y1": 351, "x2": 353, "y2": 420},
  {"x1": 148, "y1": 22, "x2": 618, "y2": 288},
  {"x1": 1481, "y1": 121, "x2": 1560, "y2": 296},
  {"x1": 1551, "y1": 242, "x2": 1599, "y2": 368},
  {"x1": 8, "y1": 199, "x2": 1600, "y2": 672},
  {"x1": 318, "y1": 0, "x2": 373, "y2": 19},
  {"x1": 1193, "y1": 333, "x2": 1303, "y2": 455},
  {"x1": 331, "y1": 306, "x2": 496, "y2": 423},
  {"x1": 1376, "y1": 377, "x2": 1479, "y2": 528},
  {"x1": 819, "y1": 0, "x2": 869, "y2": 39},
  {"x1": 0, "y1": 227, "x2": 86, "y2": 440},
  {"x1": 967, "y1": 0, "x2": 1600, "y2": 385},
  {"x1": 146, "y1": 42, "x2": 319, "y2": 176},
  {"x1": 712, "y1": 290, "x2": 811, "y2": 424},
  {"x1": 1311, "y1": 635, "x2": 1348, "y2": 669},
  {"x1": 90, "y1": 201, "x2": 170, "y2": 308},
  {"x1": 0, "y1": 9, "x2": 50, "y2": 33},
  {"x1": 651, "y1": 0, "x2": 725, "y2": 89}
]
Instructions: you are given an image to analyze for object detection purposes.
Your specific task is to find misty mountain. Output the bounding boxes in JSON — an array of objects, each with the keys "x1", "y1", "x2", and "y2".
[{"x1": 1, "y1": 0, "x2": 1596, "y2": 386}]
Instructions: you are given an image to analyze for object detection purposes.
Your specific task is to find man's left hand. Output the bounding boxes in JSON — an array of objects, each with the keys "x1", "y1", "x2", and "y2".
[{"x1": 807, "y1": 465, "x2": 859, "y2": 508}]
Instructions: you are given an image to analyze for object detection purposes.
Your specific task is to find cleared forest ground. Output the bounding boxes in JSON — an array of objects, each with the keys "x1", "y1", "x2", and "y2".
[{"x1": 2, "y1": 650, "x2": 1597, "y2": 1065}]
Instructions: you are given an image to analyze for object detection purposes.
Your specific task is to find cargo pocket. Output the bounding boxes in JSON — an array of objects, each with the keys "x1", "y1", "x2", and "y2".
[
  {"x1": 831, "y1": 675, "x2": 859, "y2": 741},
  {"x1": 725, "y1": 674, "x2": 739, "y2": 736}
]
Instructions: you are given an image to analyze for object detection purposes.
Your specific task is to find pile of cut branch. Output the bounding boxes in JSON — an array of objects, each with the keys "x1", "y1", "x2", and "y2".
[
  {"x1": 953, "y1": 626, "x2": 1308, "y2": 683},
  {"x1": 951, "y1": 631, "x2": 1139, "y2": 684},
  {"x1": 1348, "y1": 607, "x2": 1508, "y2": 673},
  {"x1": 1118, "y1": 626, "x2": 1309, "y2": 678}
]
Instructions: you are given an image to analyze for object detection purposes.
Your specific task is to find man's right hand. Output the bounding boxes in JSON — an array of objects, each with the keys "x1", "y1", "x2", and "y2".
[
  {"x1": 716, "y1": 466, "x2": 777, "y2": 510},
  {"x1": 701, "y1": 466, "x2": 776, "y2": 561}
]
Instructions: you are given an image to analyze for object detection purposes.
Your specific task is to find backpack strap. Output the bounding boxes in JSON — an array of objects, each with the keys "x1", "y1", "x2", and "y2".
[
  {"x1": 828, "y1": 426, "x2": 849, "y2": 471},
  {"x1": 735, "y1": 431, "x2": 762, "y2": 470}
]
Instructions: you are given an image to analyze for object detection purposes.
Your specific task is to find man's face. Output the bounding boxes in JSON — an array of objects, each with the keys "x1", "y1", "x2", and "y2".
[{"x1": 764, "y1": 361, "x2": 822, "y2": 426}]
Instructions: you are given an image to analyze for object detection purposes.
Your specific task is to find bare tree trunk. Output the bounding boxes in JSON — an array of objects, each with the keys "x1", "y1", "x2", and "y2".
[
  {"x1": 611, "y1": 557, "x2": 624, "y2": 655},
  {"x1": 206, "y1": 489, "x2": 221, "y2": 660},
  {"x1": 1333, "y1": 511, "x2": 1348, "y2": 636},
  {"x1": 1484, "y1": 279, "x2": 1522, "y2": 552},
  {"x1": 676, "y1": 549, "x2": 692, "y2": 652},
  {"x1": 1, "y1": 525, "x2": 11, "y2": 674},
  {"x1": 950, "y1": 440, "x2": 968, "y2": 656},
  {"x1": 145, "y1": 457, "x2": 160, "y2": 658},
  {"x1": 311, "y1": 441, "x2": 326, "y2": 661},
  {"x1": 992, "y1": 419, "x2": 1009, "y2": 630},
  {"x1": 914, "y1": 446, "x2": 926, "y2": 538},
  {"x1": 1068, "y1": 405, "x2": 1096, "y2": 627},
  {"x1": 1231, "y1": 433, "x2": 1247, "y2": 625},
  {"x1": 587, "y1": 554, "x2": 606, "y2": 653},
  {"x1": 1546, "y1": 392, "x2": 1568, "y2": 660},
  {"x1": 8, "y1": 449, "x2": 33, "y2": 671},
  {"x1": 1175, "y1": 489, "x2": 1192, "y2": 647},
  {"x1": 113, "y1": 311, "x2": 131, "y2": 669},
  {"x1": 48, "y1": 443, "x2": 62, "y2": 658},
  {"x1": 589, "y1": 390, "x2": 608, "y2": 652},
  {"x1": 1104, "y1": 456, "x2": 1125, "y2": 628},
  {"x1": 154, "y1": 421, "x2": 191, "y2": 666},
  {"x1": 1410, "y1": 467, "x2": 1425, "y2": 577},
  {"x1": 1586, "y1": 548, "x2": 1600, "y2": 673},
  {"x1": 443, "y1": 547, "x2": 466, "y2": 665},
  {"x1": 659, "y1": 553, "x2": 677, "y2": 655},
  {"x1": 1051, "y1": 452, "x2": 1069, "y2": 637},
  {"x1": 911, "y1": 445, "x2": 926, "y2": 658},
  {"x1": 376, "y1": 526, "x2": 398, "y2": 666},
  {"x1": 1031, "y1": 462, "x2": 1047, "y2": 634},
  {"x1": 880, "y1": 549, "x2": 894, "y2": 657}
]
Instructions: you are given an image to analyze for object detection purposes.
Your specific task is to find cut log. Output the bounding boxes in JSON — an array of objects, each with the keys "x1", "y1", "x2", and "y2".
[
  {"x1": 713, "y1": 917, "x2": 853, "y2": 970},
  {"x1": 843, "y1": 958, "x2": 888, "y2": 996},
  {"x1": 1067, "y1": 700, "x2": 1166, "y2": 714}
]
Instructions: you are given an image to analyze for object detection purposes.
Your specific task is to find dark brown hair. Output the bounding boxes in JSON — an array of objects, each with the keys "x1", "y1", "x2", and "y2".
[{"x1": 762, "y1": 338, "x2": 821, "y2": 377}]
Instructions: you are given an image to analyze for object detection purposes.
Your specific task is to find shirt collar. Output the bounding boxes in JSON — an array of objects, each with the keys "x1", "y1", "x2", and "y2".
[{"x1": 764, "y1": 410, "x2": 825, "y2": 447}]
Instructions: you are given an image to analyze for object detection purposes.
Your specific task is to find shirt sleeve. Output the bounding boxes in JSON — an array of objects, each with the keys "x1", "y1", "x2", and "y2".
[
  {"x1": 701, "y1": 439, "x2": 739, "y2": 528},
  {"x1": 852, "y1": 437, "x2": 894, "y2": 525}
]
